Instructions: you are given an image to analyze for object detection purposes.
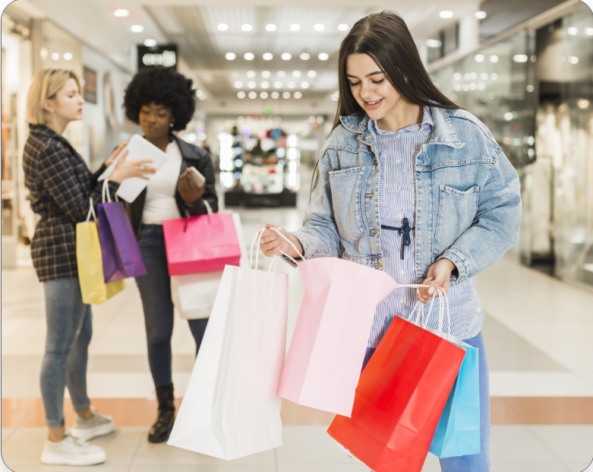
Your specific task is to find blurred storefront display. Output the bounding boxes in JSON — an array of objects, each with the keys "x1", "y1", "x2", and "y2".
[{"x1": 430, "y1": 1, "x2": 593, "y2": 288}]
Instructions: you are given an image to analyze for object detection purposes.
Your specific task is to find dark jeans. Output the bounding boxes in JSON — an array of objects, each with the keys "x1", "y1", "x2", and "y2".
[
  {"x1": 135, "y1": 224, "x2": 208, "y2": 388},
  {"x1": 41, "y1": 278, "x2": 92, "y2": 428}
]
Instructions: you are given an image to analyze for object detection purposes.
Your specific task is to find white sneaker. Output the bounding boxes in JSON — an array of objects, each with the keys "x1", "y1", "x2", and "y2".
[
  {"x1": 71, "y1": 406, "x2": 115, "y2": 441},
  {"x1": 41, "y1": 434, "x2": 106, "y2": 466}
]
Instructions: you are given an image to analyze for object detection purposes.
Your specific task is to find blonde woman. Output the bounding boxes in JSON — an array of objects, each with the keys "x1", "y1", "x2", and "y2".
[{"x1": 23, "y1": 69, "x2": 155, "y2": 466}]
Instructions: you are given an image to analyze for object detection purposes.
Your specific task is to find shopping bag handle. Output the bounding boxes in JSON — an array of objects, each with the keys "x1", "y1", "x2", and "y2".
[
  {"x1": 102, "y1": 179, "x2": 119, "y2": 203},
  {"x1": 86, "y1": 197, "x2": 97, "y2": 222},
  {"x1": 250, "y1": 228, "x2": 279, "y2": 272},
  {"x1": 269, "y1": 227, "x2": 306, "y2": 263},
  {"x1": 396, "y1": 284, "x2": 451, "y2": 338}
]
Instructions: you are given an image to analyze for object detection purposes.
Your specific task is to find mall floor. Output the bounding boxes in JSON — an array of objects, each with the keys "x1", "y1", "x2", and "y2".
[{"x1": 2, "y1": 170, "x2": 593, "y2": 472}]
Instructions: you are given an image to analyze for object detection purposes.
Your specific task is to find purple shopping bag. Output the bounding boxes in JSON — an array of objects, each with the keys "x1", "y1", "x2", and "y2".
[{"x1": 98, "y1": 180, "x2": 147, "y2": 282}]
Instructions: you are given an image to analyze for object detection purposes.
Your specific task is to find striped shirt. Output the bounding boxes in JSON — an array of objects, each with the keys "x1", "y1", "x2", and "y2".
[{"x1": 367, "y1": 107, "x2": 483, "y2": 347}]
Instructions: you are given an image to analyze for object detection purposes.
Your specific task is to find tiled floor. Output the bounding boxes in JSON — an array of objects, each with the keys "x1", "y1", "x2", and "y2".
[
  {"x1": 2, "y1": 169, "x2": 593, "y2": 471},
  {"x1": 2, "y1": 425, "x2": 593, "y2": 471}
]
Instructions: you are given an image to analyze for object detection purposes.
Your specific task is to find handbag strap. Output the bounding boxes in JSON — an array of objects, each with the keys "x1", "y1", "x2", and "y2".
[{"x1": 86, "y1": 197, "x2": 97, "y2": 222}]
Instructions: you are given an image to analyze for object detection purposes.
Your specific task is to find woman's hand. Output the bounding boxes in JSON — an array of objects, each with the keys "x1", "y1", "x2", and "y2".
[
  {"x1": 105, "y1": 142, "x2": 128, "y2": 167},
  {"x1": 417, "y1": 258, "x2": 457, "y2": 304},
  {"x1": 259, "y1": 223, "x2": 303, "y2": 259},
  {"x1": 109, "y1": 155, "x2": 156, "y2": 183},
  {"x1": 178, "y1": 168, "x2": 205, "y2": 204}
]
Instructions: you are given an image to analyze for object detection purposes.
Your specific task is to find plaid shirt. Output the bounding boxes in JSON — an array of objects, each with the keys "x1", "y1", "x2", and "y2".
[{"x1": 23, "y1": 124, "x2": 119, "y2": 282}]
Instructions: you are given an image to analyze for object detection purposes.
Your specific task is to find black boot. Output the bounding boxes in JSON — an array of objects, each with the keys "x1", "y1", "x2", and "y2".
[{"x1": 148, "y1": 384, "x2": 175, "y2": 443}]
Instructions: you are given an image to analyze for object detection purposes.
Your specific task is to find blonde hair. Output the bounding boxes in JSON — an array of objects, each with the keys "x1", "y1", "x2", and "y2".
[{"x1": 26, "y1": 69, "x2": 81, "y2": 125}]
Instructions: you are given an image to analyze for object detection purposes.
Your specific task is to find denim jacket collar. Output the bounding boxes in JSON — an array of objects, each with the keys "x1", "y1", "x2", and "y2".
[{"x1": 339, "y1": 106, "x2": 465, "y2": 149}]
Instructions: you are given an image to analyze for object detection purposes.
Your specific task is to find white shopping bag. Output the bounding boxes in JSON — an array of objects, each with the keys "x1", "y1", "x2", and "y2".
[
  {"x1": 167, "y1": 229, "x2": 288, "y2": 460},
  {"x1": 170, "y1": 213, "x2": 247, "y2": 320}
]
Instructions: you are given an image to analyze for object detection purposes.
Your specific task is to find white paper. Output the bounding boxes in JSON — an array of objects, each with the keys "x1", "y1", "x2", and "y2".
[{"x1": 98, "y1": 135, "x2": 168, "y2": 203}]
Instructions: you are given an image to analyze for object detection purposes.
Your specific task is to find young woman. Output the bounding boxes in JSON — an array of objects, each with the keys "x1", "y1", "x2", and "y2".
[
  {"x1": 122, "y1": 66, "x2": 218, "y2": 444},
  {"x1": 260, "y1": 11, "x2": 521, "y2": 472},
  {"x1": 23, "y1": 69, "x2": 154, "y2": 466}
]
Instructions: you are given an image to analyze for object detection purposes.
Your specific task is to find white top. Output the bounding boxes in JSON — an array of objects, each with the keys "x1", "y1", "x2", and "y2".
[{"x1": 142, "y1": 140, "x2": 183, "y2": 225}]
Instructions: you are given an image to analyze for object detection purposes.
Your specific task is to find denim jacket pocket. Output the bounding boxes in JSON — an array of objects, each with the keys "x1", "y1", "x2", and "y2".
[
  {"x1": 329, "y1": 166, "x2": 365, "y2": 246},
  {"x1": 433, "y1": 185, "x2": 479, "y2": 255}
]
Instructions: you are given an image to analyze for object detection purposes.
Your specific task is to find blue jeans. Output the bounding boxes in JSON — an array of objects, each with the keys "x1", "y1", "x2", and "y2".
[
  {"x1": 363, "y1": 331, "x2": 491, "y2": 472},
  {"x1": 135, "y1": 224, "x2": 208, "y2": 388},
  {"x1": 41, "y1": 278, "x2": 92, "y2": 428}
]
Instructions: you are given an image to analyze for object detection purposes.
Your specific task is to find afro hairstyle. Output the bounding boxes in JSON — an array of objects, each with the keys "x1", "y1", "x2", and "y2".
[{"x1": 123, "y1": 66, "x2": 196, "y2": 132}]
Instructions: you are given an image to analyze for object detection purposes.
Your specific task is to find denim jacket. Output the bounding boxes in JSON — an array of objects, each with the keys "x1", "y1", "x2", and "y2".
[{"x1": 292, "y1": 106, "x2": 522, "y2": 287}]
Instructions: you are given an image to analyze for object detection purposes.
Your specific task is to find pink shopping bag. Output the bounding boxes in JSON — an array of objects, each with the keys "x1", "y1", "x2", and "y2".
[
  {"x1": 274, "y1": 229, "x2": 397, "y2": 417},
  {"x1": 163, "y1": 213, "x2": 241, "y2": 276}
]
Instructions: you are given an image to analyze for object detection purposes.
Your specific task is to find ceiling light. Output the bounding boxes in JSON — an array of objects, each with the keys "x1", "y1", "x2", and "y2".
[
  {"x1": 282, "y1": 91, "x2": 291, "y2": 99},
  {"x1": 300, "y1": 81, "x2": 309, "y2": 88},
  {"x1": 307, "y1": 70, "x2": 317, "y2": 78},
  {"x1": 261, "y1": 81, "x2": 270, "y2": 89},
  {"x1": 480, "y1": 73, "x2": 488, "y2": 80},
  {"x1": 248, "y1": 91, "x2": 257, "y2": 99},
  {"x1": 453, "y1": 73, "x2": 461, "y2": 80},
  {"x1": 274, "y1": 81, "x2": 282, "y2": 88},
  {"x1": 491, "y1": 73, "x2": 498, "y2": 80},
  {"x1": 338, "y1": 24, "x2": 349, "y2": 31},
  {"x1": 426, "y1": 39, "x2": 441, "y2": 48},
  {"x1": 225, "y1": 52, "x2": 236, "y2": 60},
  {"x1": 489, "y1": 55, "x2": 499, "y2": 63},
  {"x1": 217, "y1": 23, "x2": 229, "y2": 31},
  {"x1": 263, "y1": 53, "x2": 273, "y2": 60},
  {"x1": 237, "y1": 91, "x2": 246, "y2": 99},
  {"x1": 277, "y1": 71, "x2": 286, "y2": 77},
  {"x1": 244, "y1": 52, "x2": 255, "y2": 60},
  {"x1": 144, "y1": 39, "x2": 157, "y2": 47},
  {"x1": 113, "y1": 9, "x2": 129, "y2": 17},
  {"x1": 63, "y1": 52, "x2": 73, "y2": 60},
  {"x1": 271, "y1": 91, "x2": 280, "y2": 99},
  {"x1": 51, "y1": 52, "x2": 59, "y2": 60},
  {"x1": 318, "y1": 53, "x2": 329, "y2": 61},
  {"x1": 475, "y1": 54, "x2": 484, "y2": 62},
  {"x1": 454, "y1": 83, "x2": 462, "y2": 91},
  {"x1": 248, "y1": 81, "x2": 256, "y2": 88},
  {"x1": 287, "y1": 81, "x2": 296, "y2": 89},
  {"x1": 439, "y1": 11, "x2": 454, "y2": 19},
  {"x1": 234, "y1": 81, "x2": 243, "y2": 88},
  {"x1": 130, "y1": 25, "x2": 144, "y2": 33},
  {"x1": 247, "y1": 71, "x2": 256, "y2": 78},
  {"x1": 242, "y1": 24, "x2": 253, "y2": 32},
  {"x1": 567, "y1": 27, "x2": 578, "y2": 35},
  {"x1": 330, "y1": 91, "x2": 339, "y2": 101},
  {"x1": 300, "y1": 53, "x2": 310, "y2": 60},
  {"x1": 266, "y1": 24, "x2": 277, "y2": 32},
  {"x1": 526, "y1": 85, "x2": 535, "y2": 92},
  {"x1": 568, "y1": 56, "x2": 579, "y2": 64},
  {"x1": 260, "y1": 92, "x2": 269, "y2": 99},
  {"x1": 290, "y1": 24, "x2": 300, "y2": 31},
  {"x1": 281, "y1": 53, "x2": 292, "y2": 60},
  {"x1": 586, "y1": 28, "x2": 593, "y2": 36},
  {"x1": 314, "y1": 24, "x2": 324, "y2": 31},
  {"x1": 504, "y1": 112, "x2": 513, "y2": 121},
  {"x1": 292, "y1": 71, "x2": 301, "y2": 78},
  {"x1": 578, "y1": 99, "x2": 590, "y2": 109},
  {"x1": 294, "y1": 91, "x2": 302, "y2": 99},
  {"x1": 513, "y1": 54, "x2": 528, "y2": 63},
  {"x1": 262, "y1": 71, "x2": 271, "y2": 78},
  {"x1": 475, "y1": 11, "x2": 487, "y2": 19}
]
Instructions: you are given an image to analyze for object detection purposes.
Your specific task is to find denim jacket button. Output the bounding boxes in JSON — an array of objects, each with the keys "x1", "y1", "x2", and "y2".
[
  {"x1": 370, "y1": 229, "x2": 377, "y2": 235},
  {"x1": 374, "y1": 262, "x2": 382, "y2": 269}
]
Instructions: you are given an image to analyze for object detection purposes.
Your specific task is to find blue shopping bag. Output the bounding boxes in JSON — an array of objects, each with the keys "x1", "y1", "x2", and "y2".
[{"x1": 429, "y1": 343, "x2": 480, "y2": 458}]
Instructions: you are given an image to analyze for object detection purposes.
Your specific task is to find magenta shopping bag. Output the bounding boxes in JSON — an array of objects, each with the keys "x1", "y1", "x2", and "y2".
[
  {"x1": 275, "y1": 229, "x2": 398, "y2": 417},
  {"x1": 162, "y1": 213, "x2": 241, "y2": 276},
  {"x1": 98, "y1": 181, "x2": 147, "y2": 282}
]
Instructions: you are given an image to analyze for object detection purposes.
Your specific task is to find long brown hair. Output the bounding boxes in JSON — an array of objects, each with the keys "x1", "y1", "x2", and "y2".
[{"x1": 332, "y1": 11, "x2": 460, "y2": 131}]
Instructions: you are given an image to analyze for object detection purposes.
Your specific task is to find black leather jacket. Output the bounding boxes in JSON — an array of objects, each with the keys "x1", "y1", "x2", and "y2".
[{"x1": 126, "y1": 134, "x2": 218, "y2": 238}]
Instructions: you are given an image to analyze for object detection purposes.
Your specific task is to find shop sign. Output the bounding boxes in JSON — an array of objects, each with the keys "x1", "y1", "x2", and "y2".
[
  {"x1": 83, "y1": 66, "x2": 97, "y2": 104},
  {"x1": 137, "y1": 44, "x2": 178, "y2": 70}
]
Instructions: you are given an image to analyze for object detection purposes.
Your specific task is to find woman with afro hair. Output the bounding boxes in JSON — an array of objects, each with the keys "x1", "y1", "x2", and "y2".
[{"x1": 123, "y1": 66, "x2": 218, "y2": 444}]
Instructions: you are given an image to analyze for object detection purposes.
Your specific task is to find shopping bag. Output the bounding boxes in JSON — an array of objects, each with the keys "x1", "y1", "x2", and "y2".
[
  {"x1": 275, "y1": 229, "x2": 398, "y2": 417},
  {"x1": 98, "y1": 180, "x2": 147, "y2": 282},
  {"x1": 76, "y1": 199, "x2": 126, "y2": 304},
  {"x1": 162, "y1": 211, "x2": 241, "y2": 276},
  {"x1": 430, "y1": 342, "x2": 480, "y2": 458},
  {"x1": 171, "y1": 213, "x2": 247, "y2": 320},
  {"x1": 167, "y1": 229, "x2": 288, "y2": 460},
  {"x1": 327, "y1": 288, "x2": 466, "y2": 472}
]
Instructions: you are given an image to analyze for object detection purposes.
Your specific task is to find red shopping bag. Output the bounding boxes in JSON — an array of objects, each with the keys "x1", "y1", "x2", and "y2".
[
  {"x1": 163, "y1": 213, "x2": 241, "y2": 275},
  {"x1": 327, "y1": 314, "x2": 465, "y2": 472}
]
